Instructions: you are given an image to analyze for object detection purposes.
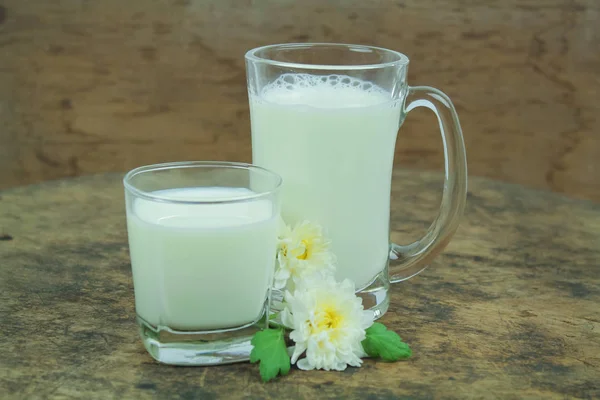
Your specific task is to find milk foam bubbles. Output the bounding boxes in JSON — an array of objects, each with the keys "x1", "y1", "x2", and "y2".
[{"x1": 260, "y1": 73, "x2": 391, "y2": 108}]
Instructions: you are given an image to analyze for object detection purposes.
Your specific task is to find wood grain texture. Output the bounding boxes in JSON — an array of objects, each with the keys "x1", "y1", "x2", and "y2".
[
  {"x1": 1, "y1": 170, "x2": 599, "y2": 399},
  {"x1": 0, "y1": 0, "x2": 599, "y2": 201}
]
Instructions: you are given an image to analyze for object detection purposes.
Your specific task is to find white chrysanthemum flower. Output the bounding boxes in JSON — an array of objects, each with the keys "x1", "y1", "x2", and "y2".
[
  {"x1": 281, "y1": 275, "x2": 373, "y2": 371},
  {"x1": 273, "y1": 221, "x2": 336, "y2": 290}
]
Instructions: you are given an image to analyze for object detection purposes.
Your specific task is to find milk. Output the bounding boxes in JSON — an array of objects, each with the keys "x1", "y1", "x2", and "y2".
[
  {"x1": 126, "y1": 187, "x2": 278, "y2": 331},
  {"x1": 250, "y1": 74, "x2": 402, "y2": 288}
]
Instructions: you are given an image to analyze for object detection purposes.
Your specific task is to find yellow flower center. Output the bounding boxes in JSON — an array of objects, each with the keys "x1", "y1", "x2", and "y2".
[
  {"x1": 297, "y1": 239, "x2": 310, "y2": 260},
  {"x1": 320, "y1": 307, "x2": 342, "y2": 329},
  {"x1": 309, "y1": 305, "x2": 343, "y2": 334}
]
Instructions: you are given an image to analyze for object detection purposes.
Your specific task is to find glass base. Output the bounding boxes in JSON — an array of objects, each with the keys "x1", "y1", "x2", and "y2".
[{"x1": 137, "y1": 316, "x2": 262, "y2": 366}]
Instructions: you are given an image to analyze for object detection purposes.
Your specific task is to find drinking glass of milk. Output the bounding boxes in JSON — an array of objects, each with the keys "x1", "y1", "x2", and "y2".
[
  {"x1": 246, "y1": 43, "x2": 467, "y2": 318},
  {"x1": 123, "y1": 161, "x2": 281, "y2": 365}
]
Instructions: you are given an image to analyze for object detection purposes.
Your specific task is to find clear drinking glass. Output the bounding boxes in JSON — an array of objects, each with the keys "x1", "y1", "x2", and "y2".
[
  {"x1": 246, "y1": 43, "x2": 467, "y2": 319},
  {"x1": 123, "y1": 161, "x2": 282, "y2": 365}
]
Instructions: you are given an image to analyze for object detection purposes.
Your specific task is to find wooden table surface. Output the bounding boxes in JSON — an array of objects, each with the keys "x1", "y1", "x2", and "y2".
[{"x1": 1, "y1": 169, "x2": 599, "y2": 399}]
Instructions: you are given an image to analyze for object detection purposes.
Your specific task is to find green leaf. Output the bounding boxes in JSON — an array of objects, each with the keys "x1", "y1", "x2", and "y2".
[
  {"x1": 250, "y1": 328, "x2": 291, "y2": 382},
  {"x1": 361, "y1": 322, "x2": 412, "y2": 361}
]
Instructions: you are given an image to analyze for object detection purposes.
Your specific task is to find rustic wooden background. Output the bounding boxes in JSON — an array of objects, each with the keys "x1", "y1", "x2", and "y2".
[{"x1": 1, "y1": 0, "x2": 599, "y2": 201}]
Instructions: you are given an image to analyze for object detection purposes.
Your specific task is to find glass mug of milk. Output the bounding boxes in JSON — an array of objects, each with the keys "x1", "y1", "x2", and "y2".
[
  {"x1": 124, "y1": 161, "x2": 281, "y2": 365},
  {"x1": 246, "y1": 43, "x2": 467, "y2": 318}
]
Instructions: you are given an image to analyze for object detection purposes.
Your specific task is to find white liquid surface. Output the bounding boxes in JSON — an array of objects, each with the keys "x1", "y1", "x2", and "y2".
[
  {"x1": 127, "y1": 187, "x2": 278, "y2": 330},
  {"x1": 251, "y1": 74, "x2": 401, "y2": 288}
]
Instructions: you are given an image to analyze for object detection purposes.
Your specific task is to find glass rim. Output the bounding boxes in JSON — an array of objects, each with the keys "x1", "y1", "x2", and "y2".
[
  {"x1": 245, "y1": 43, "x2": 409, "y2": 71},
  {"x1": 123, "y1": 161, "x2": 282, "y2": 205}
]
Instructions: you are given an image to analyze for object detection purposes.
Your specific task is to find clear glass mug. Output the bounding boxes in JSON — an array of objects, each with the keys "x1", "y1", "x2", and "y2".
[{"x1": 246, "y1": 43, "x2": 467, "y2": 318}]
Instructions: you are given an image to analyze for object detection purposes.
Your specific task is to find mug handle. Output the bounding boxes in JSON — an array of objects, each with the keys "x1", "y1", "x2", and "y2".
[{"x1": 389, "y1": 86, "x2": 468, "y2": 283}]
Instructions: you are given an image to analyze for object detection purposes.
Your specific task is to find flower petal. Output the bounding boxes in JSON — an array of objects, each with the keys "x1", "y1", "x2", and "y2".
[
  {"x1": 291, "y1": 343, "x2": 307, "y2": 365},
  {"x1": 296, "y1": 357, "x2": 314, "y2": 371}
]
